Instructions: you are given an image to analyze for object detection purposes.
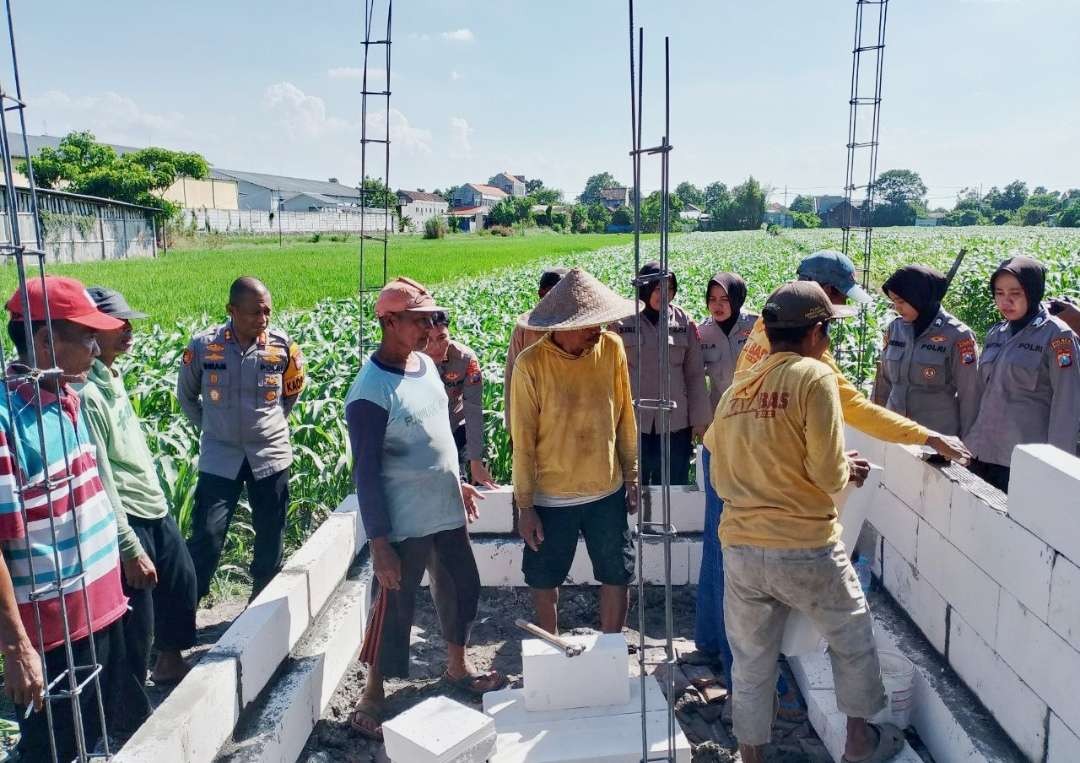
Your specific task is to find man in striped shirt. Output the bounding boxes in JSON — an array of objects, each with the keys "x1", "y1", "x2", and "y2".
[{"x1": 1, "y1": 276, "x2": 146, "y2": 759}]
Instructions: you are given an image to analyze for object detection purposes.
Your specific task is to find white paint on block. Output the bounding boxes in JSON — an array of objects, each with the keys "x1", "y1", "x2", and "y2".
[
  {"x1": 484, "y1": 675, "x2": 666, "y2": 726},
  {"x1": 383, "y1": 696, "x2": 496, "y2": 763},
  {"x1": 1049, "y1": 554, "x2": 1080, "y2": 652},
  {"x1": 948, "y1": 481, "x2": 1054, "y2": 619},
  {"x1": 882, "y1": 540, "x2": 947, "y2": 654},
  {"x1": 947, "y1": 610, "x2": 1047, "y2": 760},
  {"x1": 522, "y1": 633, "x2": 630, "y2": 711},
  {"x1": 469, "y1": 485, "x2": 515, "y2": 534},
  {"x1": 915, "y1": 520, "x2": 1001, "y2": 649},
  {"x1": 996, "y1": 590, "x2": 1080, "y2": 733},
  {"x1": 1008, "y1": 444, "x2": 1080, "y2": 566},
  {"x1": 1048, "y1": 712, "x2": 1080, "y2": 763}
]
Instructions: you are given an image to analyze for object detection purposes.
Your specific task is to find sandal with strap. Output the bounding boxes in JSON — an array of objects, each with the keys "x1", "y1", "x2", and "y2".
[
  {"x1": 841, "y1": 722, "x2": 906, "y2": 763},
  {"x1": 441, "y1": 669, "x2": 508, "y2": 696},
  {"x1": 349, "y1": 703, "x2": 384, "y2": 741}
]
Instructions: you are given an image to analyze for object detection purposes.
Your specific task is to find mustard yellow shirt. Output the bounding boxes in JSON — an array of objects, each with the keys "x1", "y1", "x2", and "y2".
[
  {"x1": 736, "y1": 316, "x2": 930, "y2": 446},
  {"x1": 705, "y1": 352, "x2": 850, "y2": 548},
  {"x1": 510, "y1": 332, "x2": 638, "y2": 509}
]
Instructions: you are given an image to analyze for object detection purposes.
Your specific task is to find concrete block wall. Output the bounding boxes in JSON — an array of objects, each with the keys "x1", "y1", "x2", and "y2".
[{"x1": 848, "y1": 430, "x2": 1080, "y2": 762}]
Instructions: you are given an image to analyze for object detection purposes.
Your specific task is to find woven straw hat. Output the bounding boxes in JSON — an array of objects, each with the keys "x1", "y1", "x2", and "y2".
[{"x1": 518, "y1": 268, "x2": 636, "y2": 331}]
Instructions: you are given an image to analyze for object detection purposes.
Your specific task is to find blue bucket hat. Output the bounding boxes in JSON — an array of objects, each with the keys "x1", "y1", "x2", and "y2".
[{"x1": 796, "y1": 250, "x2": 872, "y2": 304}]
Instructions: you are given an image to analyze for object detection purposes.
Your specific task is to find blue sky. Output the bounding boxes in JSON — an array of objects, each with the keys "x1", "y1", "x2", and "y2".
[{"x1": 11, "y1": 0, "x2": 1079, "y2": 207}]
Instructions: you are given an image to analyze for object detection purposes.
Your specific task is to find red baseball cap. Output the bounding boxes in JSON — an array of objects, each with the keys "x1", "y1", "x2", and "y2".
[
  {"x1": 374, "y1": 276, "x2": 446, "y2": 318},
  {"x1": 6, "y1": 276, "x2": 125, "y2": 331}
]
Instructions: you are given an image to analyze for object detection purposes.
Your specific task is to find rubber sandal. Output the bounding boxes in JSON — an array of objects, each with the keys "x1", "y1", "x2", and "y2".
[
  {"x1": 841, "y1": 722, "x2": 905, "y2": 763},
  {"x1": 349, "y1": 705, "x2": 383, "y2": 741},
  {"x1": 441, "y1": 669, "x2": 508, "y2": 696}
]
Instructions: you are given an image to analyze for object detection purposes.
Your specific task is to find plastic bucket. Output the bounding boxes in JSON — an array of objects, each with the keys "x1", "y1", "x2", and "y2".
[{"x1": 877, "y1": 650, "x2": 915, "y2": 729}]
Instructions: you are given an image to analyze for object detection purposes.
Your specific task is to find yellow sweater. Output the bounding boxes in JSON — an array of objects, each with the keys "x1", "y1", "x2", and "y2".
[
  {"x1": 736, "y1": 316, "x2": 930, "y2": 445},
  {"x1": 511, "y1": 332, "x2": 638, "y2": 509},
  {"x1": 704, "y1": 352, "x2": 850, "y2": 548}
]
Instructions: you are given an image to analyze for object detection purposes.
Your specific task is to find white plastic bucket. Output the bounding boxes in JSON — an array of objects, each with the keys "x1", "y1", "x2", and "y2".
[{"x1": 877, "y1": 650, "x2": 915, "y2": 729}]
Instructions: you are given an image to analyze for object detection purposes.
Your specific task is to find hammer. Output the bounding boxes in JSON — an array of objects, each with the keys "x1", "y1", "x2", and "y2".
[{"x1": 514, "y1": 618, "x2": 585, "y2": 658}]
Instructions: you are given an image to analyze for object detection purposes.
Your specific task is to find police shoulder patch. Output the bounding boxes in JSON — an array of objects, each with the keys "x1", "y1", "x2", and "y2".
[
  {"x1": 956, "y1": 337, "x2": 976, "y2": 365},
  {"x1": 182, "y1": 348, "x2": 193, "y2": 365}
]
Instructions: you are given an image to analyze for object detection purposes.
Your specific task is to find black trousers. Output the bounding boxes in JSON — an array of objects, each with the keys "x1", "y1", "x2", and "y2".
[
  {"x1": 187, "y1": 460, "x2": 290, "y2": 600},
  {"x1": 368, "y1": 525, "x2": 480, "y2": 679},
  {"x1": 969, "y1": 458, "x2": 1011, "y2": 493},
  {"x1": 640, "y1": 427, "x2": 694, "y2": 486},
  {"x1": 17, "y1": 620, "x2": 150, "y2": 761},
  {"x1": 124, "y1": 514, "x2": 198, "y2": 682}
]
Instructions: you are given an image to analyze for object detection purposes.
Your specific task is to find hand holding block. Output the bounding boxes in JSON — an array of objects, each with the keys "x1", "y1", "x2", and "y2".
[{"x1": 523, "y1": 633, "x2": 631, "y2": 711}]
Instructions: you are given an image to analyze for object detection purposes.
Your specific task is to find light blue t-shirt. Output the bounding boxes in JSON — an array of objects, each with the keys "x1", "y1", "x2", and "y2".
[{"x1": 345, "y1": 353, "x2": 466, "y2": 542}]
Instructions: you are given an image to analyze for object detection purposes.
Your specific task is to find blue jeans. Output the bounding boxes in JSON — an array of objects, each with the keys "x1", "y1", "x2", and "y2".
[{"x1": 695, "y1": 448, "x2": 788, "y2": 696}]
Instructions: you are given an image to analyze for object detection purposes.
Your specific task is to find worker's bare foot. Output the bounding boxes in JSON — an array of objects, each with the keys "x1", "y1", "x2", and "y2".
[{"x1": 151, "y1": 651, "x2": 191, "y2": 684}]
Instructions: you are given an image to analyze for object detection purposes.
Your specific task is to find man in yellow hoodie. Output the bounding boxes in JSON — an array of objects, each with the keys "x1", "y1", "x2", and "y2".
[
  {"x1": 511, "y1": 268, "x2": 639, "y2": 635},
  {"x1": 706, "y1": 281, "x2": 904, "y2": 763}
]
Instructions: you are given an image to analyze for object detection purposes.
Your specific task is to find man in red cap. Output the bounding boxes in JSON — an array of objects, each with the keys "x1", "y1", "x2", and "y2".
[
  {"x1": 0, "y1": 276, "x2": 149, "y2": 758},
  {"x1": 344, "y1": 276, "x2": 504, "y2": 740}
]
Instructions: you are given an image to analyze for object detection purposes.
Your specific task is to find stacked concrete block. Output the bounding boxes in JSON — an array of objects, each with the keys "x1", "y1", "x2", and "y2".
[
  {"x1": 881, "y1": 540, "x2": 947, "y2": 654},
  {"x1": 383, "y1": 696, "x2": 496, "y2": 763},
  {"x1": 282, "y1": 510, "x2": 359, "y2": 619},
  {"x1": 1049, "y1": 714, "x2": 1080, "y2": 763},
  {"x1": 523, "y1": 633, "x2": 630, "y2": 711},
  {"x1": 468, "y1": 485, "x2": 515, "y2": 534},
  {"x1": 1049, "y1": 555, "x2": 1080, "y2": 652},
  {"x1": 1009, "y1": 444, "x2": 1080, "y2": 564}
]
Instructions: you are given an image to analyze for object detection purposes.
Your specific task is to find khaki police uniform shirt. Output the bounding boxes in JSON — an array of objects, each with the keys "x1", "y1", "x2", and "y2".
[
  {"x1": 177, "y1": 323, "x2": 306, "y2": 480},
  {"x1": 435, "y1": 340, "x2": 484, "y2": 461},
  {"x1": 698, "y1": 311, "x2": 758, "y2": 412},
  {"x1": 965, "y1": 309, "x2": 1080, "y2": 467},
  {"x1": 613, "y1": 305, "x2": 711, "y2": 434},
  {"x1": 871, "y1": 309, "x2": 980, "y2": 438}
]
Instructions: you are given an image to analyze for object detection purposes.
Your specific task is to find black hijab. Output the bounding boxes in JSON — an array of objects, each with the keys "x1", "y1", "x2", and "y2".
[
  {"x1": 706, "y1": 271, "x2": 748, "y2": 335},
  {"x1": 990, "y1": 255, "x2": 1046, "y2": 334},
  {"x1": 637, "y1": 260, "x2": 678, "y2": 324},
  {"x1": 882, "y1": 265, "x2": 947, "y2": 339}
]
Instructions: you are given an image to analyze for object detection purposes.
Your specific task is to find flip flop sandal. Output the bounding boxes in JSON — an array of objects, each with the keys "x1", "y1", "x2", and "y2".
[
  {"x1": 349, "y1": 706, "x2": 384, "y2": 741},
  {"x1": 442, "y1": 669, "x2": 508, "y2": 696},
  {"x1": 841, "y1": 722, "x2": 905, "y2": 763}
]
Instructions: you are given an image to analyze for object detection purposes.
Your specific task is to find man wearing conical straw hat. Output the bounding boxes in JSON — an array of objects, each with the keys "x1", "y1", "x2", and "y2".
[{"x1": 510, "y1": 268, "x2": 640, "y2": 635}]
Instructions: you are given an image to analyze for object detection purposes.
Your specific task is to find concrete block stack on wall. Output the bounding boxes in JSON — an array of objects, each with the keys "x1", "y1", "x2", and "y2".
[{"x1": 850, "y1": 429, "x2": 1080, "y2": 762}]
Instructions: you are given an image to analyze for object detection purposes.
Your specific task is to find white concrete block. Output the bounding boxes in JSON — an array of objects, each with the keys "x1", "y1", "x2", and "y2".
[
  {"x1": 1049, "y1": 713, "x2": 1080, "y2": 763},
  {"x1": 469, "y1": 485, "x2": 514, "y2": 534},
  {"x1": 334, "y1": 493, "x2": 368, "y2": 551},
  {"x1": 383, "y1": 696, "x2": 496, "y2": 763},
  {"x1": 282, "y1": 512, "x2": 357, "y2": 620},
  {"x1": 882, "y1": 540, "x2": 947, "y2": 654},
  {"x1": 797, "y1": 686, "x2": 921, "y2": 763},
  {"x1": 1009, "y1": 444, "x2": 1080, "y2": 565},
  {"x1": 250, "y1": 562, "x2": 313, "y2": 647},
  {"x1": 115, "y1": 654, "x2": 240, "y2": 763},
  {"x1": 915, "y1": 521, "x2": 1001, "y2": 649},
  {"x1": 639, "y1": 539, "x2": 690, "y2": 585},
  {"x1": 1049, "y1": 555, "x2": 1080, "y2": 652},
  {"x1": 688, "y1": 540, "x2": 702, "y2": 585},
  {"x1": 215, "y1": 592, "x2": 298, "y2": 708},
  {"x1": 866, "y1": 486, "x2": 920, "y2": 564},
  {"x1": 948, "y1": 611, "x2": 1047, "y2": 760},
  {"x1": 565, "y1": 539, "x2": 599, "y2": 585},
  {"x1": 523, "y1": 633, "x2": 630, "y2": 711},
  {"x1": 489, "y1": 709, "x2": 691, "y2": 762},
  {"x1": 906, "y1": 668, "x2": 998, "y2": 763},
  {"x1": 996, "y1": 590, "x2": 1080, "y2": 733},
  {"x1": 657, "y1": 485, "x2": 705, "y2": 533},
  {"x1": 920, "y1": 462, "x2": 953, "y2": 535},
  {"x1": 484, "y1": 675, "x2": 666, "y2": 726},
  {"x1": 844, "y1": 425, "x2": 888, "y2": 468},
  {"x1": 882, "y1": 443, "x2": 928, "y2": 511},
  {"x1": 301, "y1": 576, "x2": 372, "y2": 711},
  {"x1": 948, "y1": 481, "x2": 1054, "y2": 620},
  {"x1": 473, "y1": 539, "x2": 526, "y2": 587}
]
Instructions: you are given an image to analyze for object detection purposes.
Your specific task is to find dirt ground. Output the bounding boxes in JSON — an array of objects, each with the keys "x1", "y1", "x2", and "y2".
[{"x1": 299, "y1": 585, "x2": 828, "y2": 763}]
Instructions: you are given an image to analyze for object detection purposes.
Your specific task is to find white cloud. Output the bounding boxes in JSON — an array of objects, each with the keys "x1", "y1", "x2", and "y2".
[
  {"x1": 408, "y1": 32, "x2": 431, "y2": 41},
  {"x1": 441, "y1": 28, "x2": 475, "y2": 42},
  {"x1": 263, "y1": 81, "x2": 350, "y2": 138},
  {"x1": 32, "y1": 90, "x2": 189, "y2": 146},
  {"x1": 449, "y1": 116, "x2": 473, "y2": 157},
  {"x1": 367, "y1": 108, "x2": 433, "y2": 154}
]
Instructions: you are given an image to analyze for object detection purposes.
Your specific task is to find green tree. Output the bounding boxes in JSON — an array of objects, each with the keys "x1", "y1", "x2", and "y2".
[
  {"x1": 999, "y1": 180, "x2": 1028, "y2": 211},
  {"x1": 789, "y1": 195, "x2": 815, "y2": 214},
  {"x1": 586, "y1": 203, "x2": 612, "y2": 233},
  {"x1": 639, "y1": 192, "x2": 684, "y2": 232},
  {"x1": 439, "y1": 185, "x2": 463, "y2": 205},
  {"x1": 358, "y1": 176, "x2": 396, "y2": 209},
  {"x1": 1058, "y1": 199, "x2": 1080, "y2": 227},
  {"x1": 525, "y1": 178, "x2": 545, "y2": 194},
  {"x1": 513, "y1": 196, "x2": 534, "y2": 224},
  {"x1": 489, "y1": 198, "x2": 516, "y2": 227},
  {"x1": 528, "y1": 186, "x2": 563, "y2": 205},
  {"x1": 674, "y1": 181, "x2": 704, "y2": 208},
  {"x1": 791, "y1": 211, "x2": 820, "y2": 229},
  {"x1": 1017, "y1": 192, "x2": 1060, "y2": 226},
  {"x1": 579, "y1": 172, "x2": 621, "y2": 204},
  {"x1": 611, "y1": 206, "x2": 633, "y2": 227},
  {"x1": 943, "y1": 207, "x2": 988, "y2": 226},
  {"x1": 570, "y1": 205, "x2": 588, "y2": 233},
  {"x1": 21, "y1": 131, "x2": 209, "y2": 215},
  {"x1": 872, "y1": 169, "x2": 927, "y2": 207},
  {"x1": 728, "y1": 177, "x2": 766, "y2": 229}
]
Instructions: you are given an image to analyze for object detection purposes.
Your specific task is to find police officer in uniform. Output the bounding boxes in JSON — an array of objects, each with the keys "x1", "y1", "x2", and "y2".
[
  {"x1": 699, "y1": 271, "x2": 758, "y2": 412},
  {"x1": 177, "y1": 277, "x2": 306, "y2": 600},
  {"x1": 424, "y1": 313, "x2": 496, "y2": 486},
  {"x1": 613, "y1": 261, "x2": 710, "y2": 485},
  {"x1": 872, "y1": 265, "x2": 979, "y2": 437},
  {"x1": 966, "y1": 256, "x2": 1080, "y2": 492}
]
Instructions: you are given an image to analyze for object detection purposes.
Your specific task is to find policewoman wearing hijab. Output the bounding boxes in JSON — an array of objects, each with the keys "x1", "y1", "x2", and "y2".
[
  {"x1": 694, "y1": 271, "x2": 758, "y2": 669},
  {"x1": 965, "y1": 255, "x2": 1080, "y2": 492},
  {"x1": 613, "y1": 261, "x2": 711, "y2": 485},
  {"x1": 871, "y1": 265, "x2": 979, "y2": 437}
]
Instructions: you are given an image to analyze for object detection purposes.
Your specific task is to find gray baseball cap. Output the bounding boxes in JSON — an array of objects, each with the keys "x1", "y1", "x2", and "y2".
[
  {"x1": 86, "y1": 286, "x2": 148, "y2": 320},
  {"x1": 762, "y1": 281, "x2": 858, "y2": 328},
  {"x1": 796, "y1": 250, "x2": 872, "y2": 304}
]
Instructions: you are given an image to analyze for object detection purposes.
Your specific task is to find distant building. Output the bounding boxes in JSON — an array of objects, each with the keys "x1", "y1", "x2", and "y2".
[
  {"x1": 490, "y1": 172, "x2": 526, "y2": 198},
  {"x1": 813, "y1": 195, "x2": 846, "y2": 216},
  {"x1": 397, "y1": 190, "x2": 449, "y2": 230},
  {"x1": 915, "y1": 211, "x2": 946, "y2": 227},
  {"x1": 599, "y1": 187, "x2": 631, "y2": 211},
  {"x1": 452, "y1": 183, "x2": 508, "y2": 210},
  {"x1": 680, "y1": 203, "x2": 704, "y2": 221},
  {"x1": 449, "y1": 206, "x2": 485, "y2": 233},
  {"x1": 822, "y1": 200, "x2": 864, "y2": 228},
  {"x1": 764, "y1": 203, "x2": 793, "y2": 228},
  {"x1": 211, "y1": 168, "x2": 363, "y2": 211}
]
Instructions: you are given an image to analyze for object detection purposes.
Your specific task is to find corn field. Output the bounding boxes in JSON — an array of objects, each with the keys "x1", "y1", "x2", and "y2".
[{"x1": 123, "y1": 227, "x2": 1079, "y2": 594}]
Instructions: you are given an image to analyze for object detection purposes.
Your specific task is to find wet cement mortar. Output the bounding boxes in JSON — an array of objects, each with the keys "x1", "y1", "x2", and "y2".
[{"x1": 299, "y1": 585, "x2": 827, "y2": 763}]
